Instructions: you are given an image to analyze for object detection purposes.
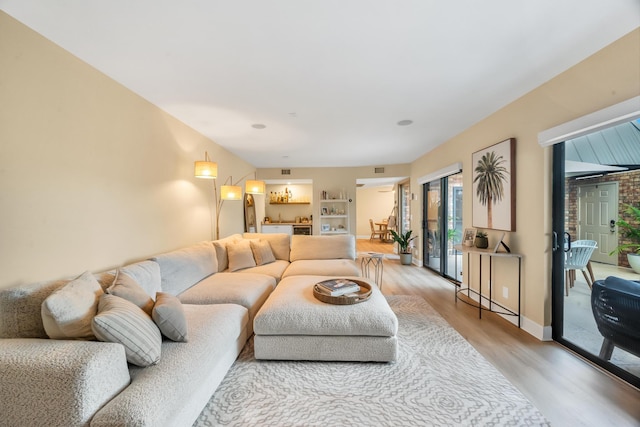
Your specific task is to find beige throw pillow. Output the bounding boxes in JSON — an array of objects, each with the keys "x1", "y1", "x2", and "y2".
[
  {"x1": 250, "y1": 239, "x2": 276, "y2": 266},
  {"x1": 41, "y1": 271, "x2": 104, "y2": 340},
  {"x1": 92, "y1": 294, "x2": 162, "y2": 367},
  {"x1": 227, "y1": 239, "x2": 257, "y2": 271},
  {"x1": 152, "y1": 292, "x2": 188, "y2": 342},
  {"x1": 107, "y1": 269, "x2": 155, "y2": 316}
]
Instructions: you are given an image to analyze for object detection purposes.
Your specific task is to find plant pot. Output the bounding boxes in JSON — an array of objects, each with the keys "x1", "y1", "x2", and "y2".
[
  {"x1": 400, "y1": 252, "x2": 413, "y2": 265},
  {"x1": 627, "y1": 253, "x2": 640, "y2": 274},
  {"x1": 474, "y1": 236, "x2": 489, "y2": 249}
]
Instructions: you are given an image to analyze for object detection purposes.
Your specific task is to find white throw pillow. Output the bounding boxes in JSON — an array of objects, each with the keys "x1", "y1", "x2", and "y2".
[
  {"x1": 227, "y1": 240, "x2": 257, "y2": 271},
  {"x1": 92, "y1": 294, "x2": 162, "y2": 367},
  {"x1": 152, "y1": 292, "x2": 188, "y2": 342},
  {"x1": 107, "y1": 269, "x2": 155, "y2": 316},
  {"x1": 250, "y1": 239, "x2": 276, "y2": 266},
  {"x1": 41, "y1": 271, "x2": 104, "y2": 340}
]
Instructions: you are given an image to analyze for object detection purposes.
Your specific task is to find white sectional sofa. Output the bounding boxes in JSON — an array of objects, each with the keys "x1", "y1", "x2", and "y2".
[{"x1": 0, "y1": 233, "x2": 359, "y2": 427}]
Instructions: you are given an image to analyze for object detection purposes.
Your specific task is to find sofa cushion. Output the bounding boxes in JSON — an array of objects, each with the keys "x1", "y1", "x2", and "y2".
[
  {"x1": 227, "y1": 240, "x2": 257, "y2": 271},
  {"x1": 151, "y1": 241, "x2": 218, "y2": 296},
  {"x1": 117, "y1": 260, "x2": 162, "y2": 299},
  {"x1": 237, "y1": 260, "x2": 290, "y2": 282},
  {"x1": 290, "y1": 235, "x2": 356, "y2": 261},
  {"x1": 90, "y1": 304, "x2": 248, "y2": 427},
  {"x1": 41, "y1": 271, "x2": 104, "y2": 340},
  {"x1": 283, "y1": 259, "x2": 361, "y2": 279},
  {"x1": 0, "y1": 272, "x2": 112, "y2": 339},
  {"x1": 250, "y1": 239, "x2": 276, "y2": 266},
  {"x1": 152, "y1": 292, "x2": 188, "y2": 342},
  {"x1": 243, "y1": 232, "x2": 291, "y2": 261},
  {"x1": 107, "y1": 270, "x2": 155, "y2": 316},
  {"x1": 92, "y1": 294, "x2": 162, "y2": 367},
  {"x1": 178, "y1": 272, "x2": 275, "y2": 336},
  {"x1": 212, "y1": 234, "x2": 243, "y2": 272}
]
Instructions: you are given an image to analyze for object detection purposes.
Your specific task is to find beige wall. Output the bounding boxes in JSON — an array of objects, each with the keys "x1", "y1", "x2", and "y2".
[
  {"x1": 355, "y1": 187, "x2": 395, "y2": 238},
  {"x1": 410, "y1": 28, "x2": 640, "y2": 337},
  {"x1": 0, "y1": 12, "x2": 255, "y2": 288}
]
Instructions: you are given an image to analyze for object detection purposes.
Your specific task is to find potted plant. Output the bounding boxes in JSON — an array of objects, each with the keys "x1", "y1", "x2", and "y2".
[
  {"x1": 474, "y1": 230, "x2": 489, "y2": 249},
  {"x1": 609, "y1": 203, "x2": 640, "y2": 274},
  {"x1": 389, "y1": 229, "x2": 417, "y2": 265}
]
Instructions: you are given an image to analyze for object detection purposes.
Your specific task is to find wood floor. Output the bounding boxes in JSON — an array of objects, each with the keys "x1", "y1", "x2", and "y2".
[{"x1": 358, "y1": 239, "x2": 640, "y2": 427}]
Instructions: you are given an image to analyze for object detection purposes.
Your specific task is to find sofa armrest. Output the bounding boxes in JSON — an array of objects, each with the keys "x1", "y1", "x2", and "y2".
[{"x1": 0, "y1": 338, "x2": 130, "y2": 427}]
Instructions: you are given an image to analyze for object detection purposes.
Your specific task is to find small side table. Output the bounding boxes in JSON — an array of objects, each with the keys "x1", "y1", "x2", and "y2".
[{"x1": 359, "y1": 252, "x2": 385, "y2": 289}]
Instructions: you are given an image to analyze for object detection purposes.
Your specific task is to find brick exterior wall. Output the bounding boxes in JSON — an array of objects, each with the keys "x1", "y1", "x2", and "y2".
[{"x1": 565, "y1": 170, "x2": 640, "y2": 268}]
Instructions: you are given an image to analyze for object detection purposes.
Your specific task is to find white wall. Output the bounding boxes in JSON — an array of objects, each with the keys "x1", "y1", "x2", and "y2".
[{"x1": 355, "y1": 187, "x2": 395, "y2": 238}]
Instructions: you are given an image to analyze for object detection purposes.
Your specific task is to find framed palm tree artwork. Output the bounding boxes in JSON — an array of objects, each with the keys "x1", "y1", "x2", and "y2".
[{"x1": 472, "y1": 138, "x2": 516, "y2": 231}]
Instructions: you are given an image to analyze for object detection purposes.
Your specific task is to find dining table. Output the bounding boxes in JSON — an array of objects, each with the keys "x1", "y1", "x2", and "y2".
[{"x1": 375, "y1": 221, "x2": 390, "y2": 241}]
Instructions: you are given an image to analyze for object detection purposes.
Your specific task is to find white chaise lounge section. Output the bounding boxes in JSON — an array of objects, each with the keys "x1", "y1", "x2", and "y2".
[{"x1": 253, "y1": 275, "x2": 398, "y2": 362}]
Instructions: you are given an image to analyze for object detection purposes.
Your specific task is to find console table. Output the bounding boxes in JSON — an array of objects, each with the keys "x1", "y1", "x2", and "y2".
[{"x1": 454, "y1": 245, "x2": 522, "y2": 327}]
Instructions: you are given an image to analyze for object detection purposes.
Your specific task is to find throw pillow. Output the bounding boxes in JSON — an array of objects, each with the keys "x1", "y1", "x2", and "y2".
[
  {"x1": 118, "y1": 260, "x2": 162, "y2": 299},
  {"x1": 250, "y1": 239, "x2": 276, "y2": 266},
  {"x1": 152, "y1": 292, "x2": 188, "y2": 342},
  {"x1": 212, "y1": 234, "x2": 243, "y2": 271},
  {"x1": 92, "y1": 294, "x2": 162, "y2": 367},
  {"x1": 41, "y1": 271, "x2": 104, "y2": 340},
  {"x1": 227, "y1": 239, "x2": 257, "y2": 272},
  {"x1": 107, "y1": 269, "x2": 155, "y2": 316}
]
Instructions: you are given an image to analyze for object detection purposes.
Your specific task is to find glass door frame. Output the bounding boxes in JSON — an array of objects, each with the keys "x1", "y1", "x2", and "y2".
[
  {"x1": 552, "y1": 143, "x2": 640, "y2": 389},
  {"x1": 422, "y1": 174, "x2": 462, "y2": 281}
]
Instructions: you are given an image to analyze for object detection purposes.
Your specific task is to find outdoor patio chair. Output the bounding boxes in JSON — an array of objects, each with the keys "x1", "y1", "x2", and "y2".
[{"x1": 564, "y1": 240, "x2": 597, "y2": 295}]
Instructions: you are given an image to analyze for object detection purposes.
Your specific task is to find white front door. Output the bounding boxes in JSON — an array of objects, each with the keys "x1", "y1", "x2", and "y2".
[{"x1": 578, "y1": 182, "x2": 618, "y2": 264}]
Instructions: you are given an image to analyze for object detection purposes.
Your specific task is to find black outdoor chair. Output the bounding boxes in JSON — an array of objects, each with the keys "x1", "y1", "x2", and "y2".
[{"x1": 591, "y1": 276, "x2": 640, "y2": 360}]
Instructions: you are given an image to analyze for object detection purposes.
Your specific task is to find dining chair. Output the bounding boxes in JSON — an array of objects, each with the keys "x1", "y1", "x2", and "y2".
[
  {"x1": 369, "y1": 219, "x2": 386, "y2": 242},
  {"x1": 564, "y1": 240, "x2": 598, "y2": 296}
]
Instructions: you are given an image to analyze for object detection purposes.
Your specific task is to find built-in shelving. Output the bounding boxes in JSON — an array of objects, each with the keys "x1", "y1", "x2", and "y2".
[{"x1": 319, "y1": 199, "x2": 350, "y2": 235}]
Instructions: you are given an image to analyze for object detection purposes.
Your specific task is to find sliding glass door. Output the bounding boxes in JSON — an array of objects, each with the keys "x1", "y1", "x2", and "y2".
[
  {"x1": 423, "y1": 172, "x2": 463, "y2": 281},
  {"x1": 552, "y1": 122, "x2": 640, "y2": 389}
]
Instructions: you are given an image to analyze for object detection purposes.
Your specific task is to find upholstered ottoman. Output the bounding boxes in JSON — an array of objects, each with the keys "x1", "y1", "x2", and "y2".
[{"x1": 253, "y1": 275, "x2": 398, "y2": 362}]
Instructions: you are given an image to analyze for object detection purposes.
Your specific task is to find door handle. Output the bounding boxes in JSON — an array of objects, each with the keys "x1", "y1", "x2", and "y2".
[{"x1": 610, "y1": 219, "x2": 616, "y2": 232}]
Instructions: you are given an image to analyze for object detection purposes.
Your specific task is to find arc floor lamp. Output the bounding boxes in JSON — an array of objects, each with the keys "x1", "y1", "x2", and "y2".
[{"x1": 195, "y1": 152, "x2": 265, "y2": 239}]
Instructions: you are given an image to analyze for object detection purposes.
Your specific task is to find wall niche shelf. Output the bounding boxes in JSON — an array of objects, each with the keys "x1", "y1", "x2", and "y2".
[
  {"x1": 319, "y1": 199, "x2": 350, "y2": 235},
  {"x1": 269, "y1": 202, "x2": 310, "y2": 205}
]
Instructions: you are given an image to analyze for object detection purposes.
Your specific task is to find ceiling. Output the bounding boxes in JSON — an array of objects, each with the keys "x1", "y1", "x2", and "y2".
[{"x1": 2, "y1": 1, "x2": 639, "y2": 168}]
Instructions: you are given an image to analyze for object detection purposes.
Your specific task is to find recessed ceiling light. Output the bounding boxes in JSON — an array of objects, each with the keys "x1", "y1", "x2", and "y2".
[
  {"x1": 252, "y1": 124, "x2": 266, "y2": 129},
  {"x1": 397, "y1": 120, "x2": 413, "y2": 126}
]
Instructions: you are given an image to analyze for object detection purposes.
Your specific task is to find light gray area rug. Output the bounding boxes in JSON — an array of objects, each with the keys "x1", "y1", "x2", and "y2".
[{"x1": 194, "y1": 296, "x2": 549, "y2": 426}]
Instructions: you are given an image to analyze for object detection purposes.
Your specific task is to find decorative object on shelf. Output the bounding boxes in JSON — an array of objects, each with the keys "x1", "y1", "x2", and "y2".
[
  {"x1": 472, "y1": 138, "x2": 516, "y2": 231},
  {"x1": 389, "y1": 229, "x2": 416, "y2": 265},
  {"x1": 463, "y1": 228, "x2": 476, "y2": 247},
  {"x1": 474, "y1": 230, "x2": 489, "y2": 249},
  {"x1": 493, "y1": 232, "x2": 511, "y2": 253},
  {"x1": 609, "y1": 203, "x2": 640, "y2": 273},
  {"x1": 194, "y1": 152, "x2": 265, "y2": 239}
]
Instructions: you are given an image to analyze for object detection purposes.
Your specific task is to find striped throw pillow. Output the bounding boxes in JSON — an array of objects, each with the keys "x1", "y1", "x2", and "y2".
[{"x1": 92, "y1": 294, "x2": 162, "y2": 367}]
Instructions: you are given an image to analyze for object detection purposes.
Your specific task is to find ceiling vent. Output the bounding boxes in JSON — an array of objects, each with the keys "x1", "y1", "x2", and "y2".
[
  {"x1": 281, "y1": 169, "x2": 291, "y2": 175},
  {"x1": 374, "y1": 167, "x2": 385, "y2": 174}
]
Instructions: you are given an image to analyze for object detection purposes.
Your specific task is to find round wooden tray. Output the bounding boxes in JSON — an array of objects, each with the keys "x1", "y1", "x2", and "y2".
[{"x1": 313, "y1": 279, "x2": 372, "y2": 305}]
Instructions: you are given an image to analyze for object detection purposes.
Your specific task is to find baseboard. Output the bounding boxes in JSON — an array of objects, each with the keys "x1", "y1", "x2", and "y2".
[{"x1": 457, "y1": 288, "x2": 550, "y2": 341}]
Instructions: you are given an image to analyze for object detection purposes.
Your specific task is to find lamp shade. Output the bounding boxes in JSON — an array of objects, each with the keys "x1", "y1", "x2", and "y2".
[
  {"x1": 221, "y1": 185, "x2": 242, "y2": 200},
  {"x1": 245, "y1": 179, "x2": 265, "y2": 194},
  {"x1": 194, "y1": 161, "x2": 217, "y2": 179}
]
